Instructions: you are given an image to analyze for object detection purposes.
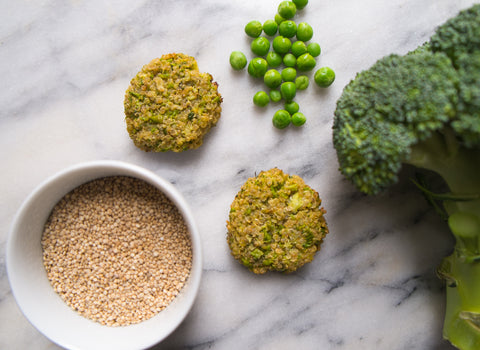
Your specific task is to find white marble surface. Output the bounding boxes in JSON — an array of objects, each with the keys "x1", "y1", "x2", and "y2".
[{"x1": 1, "y1": 0, "x2": 478, "y2": 349}]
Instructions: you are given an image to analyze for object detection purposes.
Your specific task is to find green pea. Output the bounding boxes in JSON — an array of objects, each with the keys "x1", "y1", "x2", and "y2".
[
  {"x1": 264, "y1": 69, "x2": 282, "y2": 88},
  {"x1": 247, "y1": 57, "x2": 268, "y2": 78},
  {"x1": 296, "y1": 53, "x2": 316, "y2": 71},
  {"x1": 270, "y1": 89, "x2": 282, "y2": 102},
  {"x1": 278, "y1": 20, "x2": 297, "y2": 38},
  {"x1": 314, "y1": 67, "x2": 336, "y2": 87},
  {"x1": 280, "y1": 81, "x2": 296, "y2": 101},
  {"x1": 272, "y1": 36, "x2": 292, "y2": 55},
  {"x1": 229, "y1": 51, "x2": 247, "y2": 70},
  {"x1": 284, "y1": 101, "x2": 299, "y2": 115},
  {"x1": 291, "y1": 41, "x2": 307, "y2": 57},
  {"x1": 307, "y1": 42, "x2": 321, "y2": 57},
  {"x1": 253, "y1": 91, "x2": 270, "y2": 107},
  {"x1": 251, "y1": 37, "x2": 270, "y2": 56},
  {"x1": 274, "y1": 13, "x2": 285, "y2": 25},
  {"x1": 291, "y1": 112, "x2": 306, "y2": 126},
  {"x1": 292, "y1": 0, "x2": 308, "y2": 10},
  {"x1": 283, "y1": 53, "x2": 296, "y2": 67},
  {"x1": 277, "y1": 1, "x2": 297, "y2": 20},
  {"x1": 272, "y1": 109, "x2": 291, "y2": 129},
  {"x1": 266, "y1": 51, "x2": 283, "y2": 68},
  {"x1": 263, "y1": 19, "x2": 278, "y2": 36},
  {"x1": 295, "y1": 75, "x2": 309, "y2": 90},
  {"x1": 245, "y1": 20, "x2": 263, "y2": 38},
  {"x1": 296, "y1": 22, "x2": 313, "y2": 42},
  {"x1": 281, "y1": 67, "x2": 297, "y2": 82}
]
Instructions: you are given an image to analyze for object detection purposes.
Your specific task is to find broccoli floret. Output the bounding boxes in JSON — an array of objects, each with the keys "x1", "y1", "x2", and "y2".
[
  {"x1": 333, "y1": 4, "x2": 480, "y2": 349},
  {"x1": 448, "y1": 51, "x2": 480, "y2": 148},
  {"x1": 333, "y1": 51, "x2": 459, "y2": 195},
  {"x1": 430, "y1": 4, "x2": 480, "y2": 64},
  {"x1": 430, "y1": 4, "x2": 480, "y2": 149}
]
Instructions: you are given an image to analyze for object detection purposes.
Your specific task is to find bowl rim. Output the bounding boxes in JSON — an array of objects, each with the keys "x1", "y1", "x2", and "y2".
[{"x1": 6, "y1": 160, "x2": 203, "y2": 350}]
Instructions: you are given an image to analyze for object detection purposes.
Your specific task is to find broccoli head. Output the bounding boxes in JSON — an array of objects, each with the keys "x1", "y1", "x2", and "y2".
[{"x1": 334, "y1": 4, "x2": 480, "y2": 196}]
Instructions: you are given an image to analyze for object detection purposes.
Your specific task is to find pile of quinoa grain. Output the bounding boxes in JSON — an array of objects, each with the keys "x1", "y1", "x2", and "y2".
[{"x1": 41, "y1": 176, "x2": 193, "y2": 327}]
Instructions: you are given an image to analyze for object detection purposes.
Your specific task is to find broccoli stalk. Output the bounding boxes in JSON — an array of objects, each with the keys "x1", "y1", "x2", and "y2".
[
  {"x1": 332, "y1": 5, "x2": 480, "y2": 349},
  {"x1": 439, "y1": 223, "x2": 480, "y2": 350},
  {"x1": 410, "y1": 131, "x2": 480, "y2": 348}
]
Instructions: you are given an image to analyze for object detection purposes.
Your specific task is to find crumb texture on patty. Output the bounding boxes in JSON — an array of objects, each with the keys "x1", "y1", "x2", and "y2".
[
  {"x1": 227, "y1": 168, "x2": 329, "y2": 274},
  {"x1": 124, "y1": 53, "x2": 222, "y2": 152}
]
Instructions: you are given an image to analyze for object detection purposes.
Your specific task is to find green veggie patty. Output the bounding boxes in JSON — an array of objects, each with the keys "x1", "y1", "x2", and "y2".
[
  {"x1": 124, "y1": 53, "x2": 222, "y2": 152},
  {"x1": 227, "y1": 168, "x2": 328, "y2": 274}
]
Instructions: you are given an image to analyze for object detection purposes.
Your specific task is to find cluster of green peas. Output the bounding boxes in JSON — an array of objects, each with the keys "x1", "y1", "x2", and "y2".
[{"x1": 229, "y1": 0, "x2": 335, "y2": 129}]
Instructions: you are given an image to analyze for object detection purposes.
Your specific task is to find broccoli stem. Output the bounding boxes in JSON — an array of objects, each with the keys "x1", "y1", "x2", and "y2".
[
  {"x1": 409, "y1": 130, "x2": 480, "y2": 349},
  {"x1": 443, "y1": 209, "x2": 480, "y2": 350},
  {"x1": 409, "y1": 130, "x2": 480, "y2": 195},
  {"x1": 439, "y1": 252, "x2": 480, "y2": 349}
]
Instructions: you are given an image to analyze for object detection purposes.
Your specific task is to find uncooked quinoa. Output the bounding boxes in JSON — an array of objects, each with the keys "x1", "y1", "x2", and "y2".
[
  {"x1": 227, "y1": 168, "x2": 329, "y2": 274},
  {"x1": 41, "y1": 176, "x2": 192, "y2": 327},
  {"x1": 124, "y1": 53, "x2": 223, "y2": 152}
]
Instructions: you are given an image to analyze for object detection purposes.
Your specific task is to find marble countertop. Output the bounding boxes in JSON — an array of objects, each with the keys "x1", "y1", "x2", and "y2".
[{"x1": 1, "y1": 0, "x2": 478, "y2": 349}]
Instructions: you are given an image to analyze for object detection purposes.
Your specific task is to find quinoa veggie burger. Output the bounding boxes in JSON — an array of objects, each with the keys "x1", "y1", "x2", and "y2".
[
  {"x1": 227, "y1": 168, "x2": 329, "y2": 274},
  {"x1": 124, "y1": 53, "x2": 222, "y2": 152}
]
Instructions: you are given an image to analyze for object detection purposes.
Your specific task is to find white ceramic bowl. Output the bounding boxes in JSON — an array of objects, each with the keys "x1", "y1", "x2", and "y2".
[{"x1": 6, "y1": 160, "x2": 202, "y2": 350}]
